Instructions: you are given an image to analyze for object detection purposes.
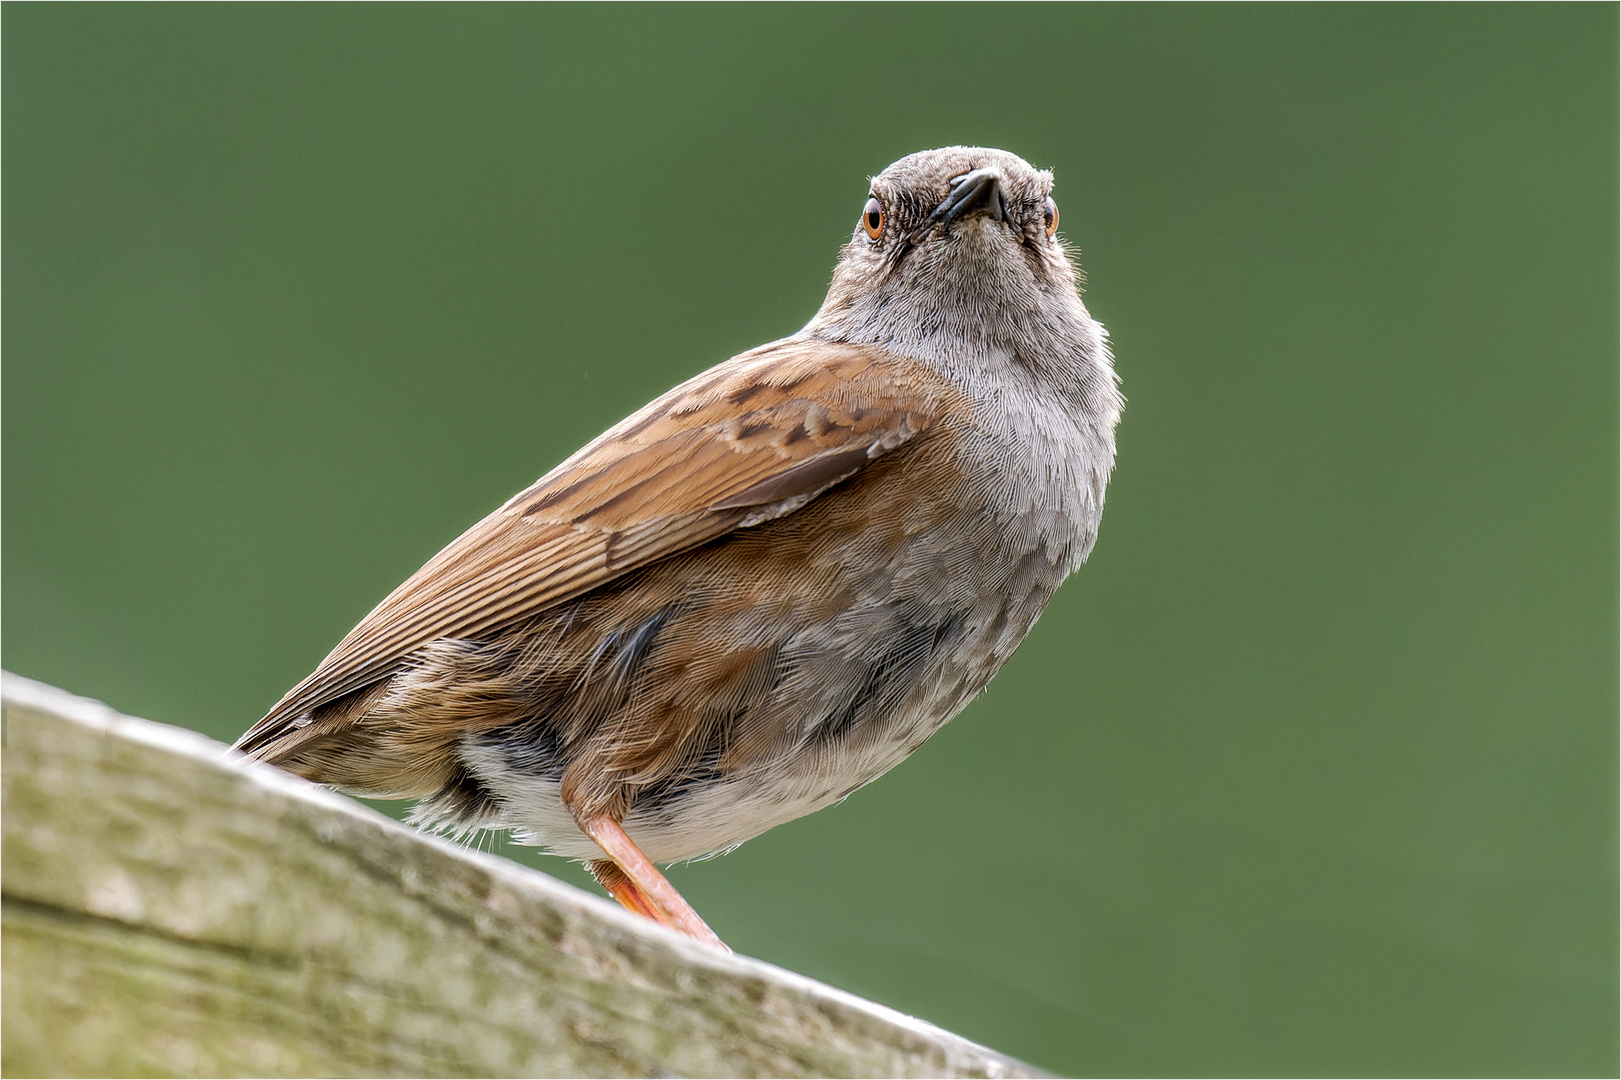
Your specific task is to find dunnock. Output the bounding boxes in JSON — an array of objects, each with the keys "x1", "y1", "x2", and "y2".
[{"x1": 236, "y1": 147, "x2": 1122, "y2": 949}]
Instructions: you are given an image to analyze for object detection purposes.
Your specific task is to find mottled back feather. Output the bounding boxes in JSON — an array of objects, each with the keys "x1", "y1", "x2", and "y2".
[{"x1": 235, "y1": 339, "x2": 954, "y2": 778}]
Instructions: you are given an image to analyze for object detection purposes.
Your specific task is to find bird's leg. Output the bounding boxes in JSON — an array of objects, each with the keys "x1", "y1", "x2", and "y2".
[
  {"x1": 575, "y1": 813, "x2": 728, "y2": 951},
  {"x1": 586, "y1": 859, "x2": 661, "y2": 922}
]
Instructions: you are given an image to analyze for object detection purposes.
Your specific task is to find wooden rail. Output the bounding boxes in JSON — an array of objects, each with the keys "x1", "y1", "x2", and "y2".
[{"x1": 0, "y1": 672, "x2": 1037, "y2": 1078}]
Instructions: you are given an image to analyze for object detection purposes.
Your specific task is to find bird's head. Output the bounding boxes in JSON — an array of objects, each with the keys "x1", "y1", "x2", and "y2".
[{"x1": 809, "y1": 146, "x2": 1096, "y2": 378}]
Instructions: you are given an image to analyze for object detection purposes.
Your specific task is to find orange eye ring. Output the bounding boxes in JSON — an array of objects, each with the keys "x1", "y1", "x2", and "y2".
[
  {"x1": 862, "y1": 196, "x2": 885, "y2": 241},
  {"x1": 1043, "y1": 196, "x2": 1059, "y2": 237}
]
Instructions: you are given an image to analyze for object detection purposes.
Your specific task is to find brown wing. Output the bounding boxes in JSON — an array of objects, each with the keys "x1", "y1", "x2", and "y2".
[{"x1": 235, "y1": 337, "x2": 944, "y2": 758}]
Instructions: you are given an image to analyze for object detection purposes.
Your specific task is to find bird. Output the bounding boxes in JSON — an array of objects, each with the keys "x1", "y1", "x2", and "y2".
[{"x1": 234, "y1": 146, "x2": 1122, "y2": 950}]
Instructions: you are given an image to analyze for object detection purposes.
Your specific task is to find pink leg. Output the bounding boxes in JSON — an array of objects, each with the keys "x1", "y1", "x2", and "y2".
[
  {"x1": 576, "y1": 814, "x2": 728, "y2": 951},
  {"x1": 586, "y1": 859, "x2": 662, "y2": 922}
]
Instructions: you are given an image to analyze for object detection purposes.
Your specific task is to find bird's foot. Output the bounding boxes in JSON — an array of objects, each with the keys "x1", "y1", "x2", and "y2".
[{"x1": 578, "y1": 815, "x2": 729, "y2": 951}]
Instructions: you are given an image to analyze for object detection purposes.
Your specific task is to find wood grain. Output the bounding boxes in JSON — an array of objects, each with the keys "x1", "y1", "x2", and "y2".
[{"x1": 2, "y1": 671, "x2": 1040, "y2": 1079}]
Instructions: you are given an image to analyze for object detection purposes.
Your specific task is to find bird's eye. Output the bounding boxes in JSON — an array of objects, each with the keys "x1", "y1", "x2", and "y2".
[
  {"x1": 1043, "y1": 196, "x2": 1059, "y2": 237},
  {"x1": 862, "y1": 197, "x2": 885, "y2": 241}
]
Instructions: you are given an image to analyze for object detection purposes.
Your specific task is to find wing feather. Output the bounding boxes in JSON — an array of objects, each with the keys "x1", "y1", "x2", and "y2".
[{"x1": 236, "y1": 338, "x2": 948, "y2": 755}]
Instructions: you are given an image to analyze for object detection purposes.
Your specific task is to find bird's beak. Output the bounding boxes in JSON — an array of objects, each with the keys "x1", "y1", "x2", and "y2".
[{"x1": 930, "y1": 169, "x2": 1008, "y2": 227}]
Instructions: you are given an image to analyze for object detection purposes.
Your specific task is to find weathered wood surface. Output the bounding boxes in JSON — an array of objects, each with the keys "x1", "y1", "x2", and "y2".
[{"x1": 1, "y1": 672, "x2": 1037, "y2": 1079}]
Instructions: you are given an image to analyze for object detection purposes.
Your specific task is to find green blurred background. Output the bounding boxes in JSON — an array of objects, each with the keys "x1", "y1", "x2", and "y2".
[{"x1": 5, "y1": 4, "x2": 1615, "y2": 1075}]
